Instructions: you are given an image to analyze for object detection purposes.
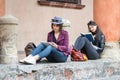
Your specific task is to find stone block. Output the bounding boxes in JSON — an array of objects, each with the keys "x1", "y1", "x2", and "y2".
[
  {"x1": 0, "y1": 15, "x2": 18, "y2": 64},
  {"x1": 0, "y1": 59, "x2": 120, "y2": 80},
  {"x1": 102, "y1": 42, "x2": 120, "y2": 60}
]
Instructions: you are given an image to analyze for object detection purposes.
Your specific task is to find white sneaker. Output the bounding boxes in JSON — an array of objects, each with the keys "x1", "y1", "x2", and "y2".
[
  {"x1": 24, "y1": 57, "x2": 36, "y2": 65},
  {"x1": 19, "y1": 59, "x2": 25, "y2": 63},
  {"x1": 19, "y1": 55, "x2": 32, "y2": 63}
]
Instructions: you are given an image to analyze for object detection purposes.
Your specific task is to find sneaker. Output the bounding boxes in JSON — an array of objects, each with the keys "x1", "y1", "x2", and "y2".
[
  {"x1": 19, "y1": 55, "x2": 32, "y2": 63},
  {"x1": 19, "y1": 59, "x2": 25, "y2": 63},
  {"x1": 24, "y1": 57, "x2": 36, "y2": 65}
]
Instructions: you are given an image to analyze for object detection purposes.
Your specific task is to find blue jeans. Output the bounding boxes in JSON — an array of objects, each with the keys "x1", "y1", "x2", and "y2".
[
  {"x1": 74, "y1": 36, "x2": 100, "y2": 59},
  {"x1": 31, "y1": 42, "x2": 67, "y2": 62}
]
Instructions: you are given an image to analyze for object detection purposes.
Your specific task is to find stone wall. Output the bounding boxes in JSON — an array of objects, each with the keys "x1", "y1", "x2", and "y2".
[{"x1": 0, "y1": 60, "x2": 120, "y2": 80}]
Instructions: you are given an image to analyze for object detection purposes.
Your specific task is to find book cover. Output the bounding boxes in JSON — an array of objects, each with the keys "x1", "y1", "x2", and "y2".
[{"x1": 81, "y1": 33, "x2": 94, "y2": 42}]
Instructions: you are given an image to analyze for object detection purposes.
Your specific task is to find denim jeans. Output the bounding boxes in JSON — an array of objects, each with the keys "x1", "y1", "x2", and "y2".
[
  {"x1": 74, "y1": 36, "x2": 100, "y2": 59},
  {"x1": 31, "y1": 42, "x2": 67, "y2": 62}
]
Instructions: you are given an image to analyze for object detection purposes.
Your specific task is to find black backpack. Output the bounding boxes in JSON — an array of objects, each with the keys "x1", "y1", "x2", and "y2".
[{"x1": 24, "y1": 42, "x2": 36, "y2": 56}]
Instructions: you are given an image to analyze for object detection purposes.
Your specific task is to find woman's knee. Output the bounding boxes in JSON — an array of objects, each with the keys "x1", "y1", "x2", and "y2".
[
  {"x1": 40, "y1": 42, "x2": 46, "y2": 46},
  {"x1": 81, "y1": 37, "x2": 88, "y2": 41},
  {"x1": 76, "y1": 36, "x2": 82, "y2": 40},
  {"x1": 37, "y1": 42, "x2": 44, "y2": 47},
  {"x1": 77, "y1": 36, "x2": 88, "y2": 42},
  {"x1": 47, "y1": 45, "x2": 55, "y2": 50},
  {"x1": 39, "y1": 42, "x2": 49, "y2": 47}
]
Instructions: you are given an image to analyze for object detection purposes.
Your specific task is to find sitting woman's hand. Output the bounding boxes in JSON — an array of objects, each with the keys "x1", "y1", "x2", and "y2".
[
  {"x1": 49, "y1": 42, "x2": 58, "y2": 48},
  {"x1": 90, "y1": 42, "x2": 98, "y2": 49}
]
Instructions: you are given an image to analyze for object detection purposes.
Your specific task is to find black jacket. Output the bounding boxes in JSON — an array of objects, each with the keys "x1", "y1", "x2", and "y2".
[{"x1": 93, "y1": 34, "x2": 105, "y2": 54}]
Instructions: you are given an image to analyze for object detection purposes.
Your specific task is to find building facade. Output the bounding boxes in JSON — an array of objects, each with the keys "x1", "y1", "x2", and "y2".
[{"x1": 0, "y1": 0, "x2": 120, "y2": 52}]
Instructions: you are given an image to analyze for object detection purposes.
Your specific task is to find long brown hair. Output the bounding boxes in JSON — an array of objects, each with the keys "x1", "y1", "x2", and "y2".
[
  {"x1": 87, "y1": 21, "x2": 103, "y2": 41},
  {"x1": 51, "y1": 23, "x2": 63, "y2": 31}
]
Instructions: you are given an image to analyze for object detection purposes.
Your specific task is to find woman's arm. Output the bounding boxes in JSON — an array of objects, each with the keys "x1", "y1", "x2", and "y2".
[
  {"x1": 47, "y1": 31, "x2": 69, "y2": 52},
  {"x1": 57, "y1": 32, "x2": 69, "y2": 52},
  {"x1": 97, "y1": 35, "x2": 105, "y2": 53}
]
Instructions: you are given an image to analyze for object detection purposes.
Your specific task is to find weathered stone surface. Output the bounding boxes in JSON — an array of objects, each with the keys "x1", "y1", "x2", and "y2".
[
  {"x1": 0, "y1": 15, "x2": 18, "y2": 25},
  {"x1": 0, "y1": 15, "x2": 18, "y2": 64},
  {"x1": 0, "y1": 59, "x2": 120, "y2": 80},
  {"x1": 102, "y1": 42, "x2": 120, "y2": 60}
]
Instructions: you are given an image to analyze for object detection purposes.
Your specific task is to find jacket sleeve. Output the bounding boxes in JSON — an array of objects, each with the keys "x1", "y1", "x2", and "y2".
[
  {"x1": 47, "y1": 33, "x2": 49, "y2": 42},
  {"x1": 47, "y1": 32, "x2": 51, "y2": 42},
  {"x1": 97, "y1": 35, "x2": 105, "y2": 53},
  {"x1": 57, "y1": 32, "x2": 69, "y2": 52}
]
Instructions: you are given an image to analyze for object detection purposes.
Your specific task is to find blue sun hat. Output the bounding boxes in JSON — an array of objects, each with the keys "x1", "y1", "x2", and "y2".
[{"x1": 51, "y1": 16, "x2": 63, "y2": 24}]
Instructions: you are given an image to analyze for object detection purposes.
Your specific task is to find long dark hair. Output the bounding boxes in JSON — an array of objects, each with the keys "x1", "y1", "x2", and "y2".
[
  {"x1": 87, "y1": 21, "x2": 103, "y2": 41},
  {"x1": 51, "y1": 23, "x2": 63, "y2": 31}
]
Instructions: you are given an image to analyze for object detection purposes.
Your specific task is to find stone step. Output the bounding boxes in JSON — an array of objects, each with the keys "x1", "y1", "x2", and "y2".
[
  {"x1": 0, "y1": 58, "x2": 120, "y2": 80},
  {"x1": 99, "y1": 76, "x2": 120, "y2": 80}
]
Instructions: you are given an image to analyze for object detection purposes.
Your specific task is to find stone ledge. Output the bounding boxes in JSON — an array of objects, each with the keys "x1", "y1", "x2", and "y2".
[
  {"x1": 0, "y1": 59, "x2": 120, "y2": 80},
  {"x1": 101, "y1": 42, "x2": 120, "y2": 60}
]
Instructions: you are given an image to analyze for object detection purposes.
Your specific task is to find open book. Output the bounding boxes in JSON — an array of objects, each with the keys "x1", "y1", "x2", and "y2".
[{"x1": 81, "y1": 33, "x2": 94, "y2": 42}]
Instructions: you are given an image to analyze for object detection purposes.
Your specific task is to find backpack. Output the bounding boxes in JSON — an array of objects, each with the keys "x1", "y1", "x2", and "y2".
[
  {"x1": 71, "y1": 48, "x2": 88, "y2": 61},
  {"x1": 24, "y1": 42, "x2": 36, "y2": 56}
]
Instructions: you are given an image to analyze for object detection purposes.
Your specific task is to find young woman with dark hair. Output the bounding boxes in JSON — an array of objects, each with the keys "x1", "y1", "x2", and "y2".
[
  {"x1": 19, "y1": 16, "x2": 70, "y2": 64},
  {"x1": 73, "y1": 21, "x2": 105, "y2": 59}
]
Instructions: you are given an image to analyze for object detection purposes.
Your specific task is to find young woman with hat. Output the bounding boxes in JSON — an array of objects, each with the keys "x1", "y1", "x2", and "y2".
[
  {"x1": 73, "y1": 21, "x2": 105, "y2": 59},
  {"x1": 20, "y1": 16, "x2": 70, "y2": 64}
]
